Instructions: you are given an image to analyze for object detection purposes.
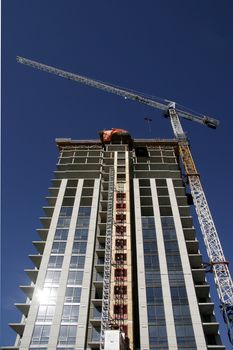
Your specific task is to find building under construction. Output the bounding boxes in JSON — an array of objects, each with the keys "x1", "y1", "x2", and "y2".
[{"x1": 3, "y1": 129, "x2": 227, "y2": 350}]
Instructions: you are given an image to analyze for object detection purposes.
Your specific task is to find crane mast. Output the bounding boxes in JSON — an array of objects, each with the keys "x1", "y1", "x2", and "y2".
[{"x1": 17, "y1": 56, "x2": 233, "y2": 346}]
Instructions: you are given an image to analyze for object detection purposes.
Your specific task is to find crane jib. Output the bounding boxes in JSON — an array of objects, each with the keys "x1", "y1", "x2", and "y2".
[{"x1": 16, "y1": 56, "x2": 219, "y2": 128}]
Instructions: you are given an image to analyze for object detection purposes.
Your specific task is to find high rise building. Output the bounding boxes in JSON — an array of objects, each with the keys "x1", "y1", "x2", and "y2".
[{"x1": 3, "y1": 132, "x2": 225, "y2": 350}]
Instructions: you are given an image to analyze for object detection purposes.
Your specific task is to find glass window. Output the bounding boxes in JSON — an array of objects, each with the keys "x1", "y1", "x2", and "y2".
[
  {"x1": 72, "y1": 242, "x2": 87, "y2": 254},
  {"x1": 59, "y1": 207, "x2": 73, "y2": 217},
  {"x1": 67, "y1": 270, "x2": 83, "y2": 285},
  {"x1": 149, "y1": 325, "x2": 168, "y2": 346},
  {"x1": 166, "y1": 254, "x2": 182, "y2": 268},
  {"x1": 144, "y1": 242, "x2": 157, "y2": 253},
  {"x1": 163, "y1": 228, "x2": 176, "y2": 240},
  {"x1": 74, "y1": 228, "x2": 88, "y2": 240},
  {"x1": 70, "y1": 255, "x2": 85, "y2": 269},
  {"x1": 173, "y1": 305, "x2": 192, "y2": 323},
  {"x1": 97, "y1": 257, "x2": 105, "y2": 265},
  {"x1": 62, "y1": 305, "x2": 79, "y2": 323},
  {"x1": 141, "y1": 217, "x2": 155, "y2": 228},
  {"x1": 161, "y1": 216, "x2": 175, "y2": 228},
  {"x1": 144, "y1": 255, "x2": 159, "y2": 269},
  {"x1": 145, "y1": 271, "x2": 161, "y2": 283},
  {"x1": 78, "y1": 207, "x2": 91, "y2": 216},
  {"x1": 76, "y1": 217, "x2": 90, "y2": 227},
  {"x1": 171, "y1": 286, "x2": 187, "y2": 298},
  {"x1": 168, "y1": 272, "x2": 185, "y2": 284},
  {"x1": 58, "y1": 325, "x2": 77, "y2": 345},
  {"x1": 38, "y1": 287, "x2": 58, "y2": 304},
  {"x1": 148, "y1": 305, "x2": 165, "y2": 322},
  {"x1": 57, "y1": 217, "x2": 71, "y2": 228},
  {"x1": 51, "y1": 242, "x2": 66, "y2": 254},
  {"x1": 54, "y1": 229, "x2": 69, "y2": 240},
  {"x1": 93, "y1": 306, "x2": 102, "y2": 319},
  {"x1": 175, "y1": 325, "x2": 196, "y2": 346},
  {"x1": 164, "y1": 240, "x2": 179, "y2": 252},
  {"x1": 48, "y1": 255, "x2": 64, "y2": 268},
  {"x1": 95, "y1": 271, "x2": 103, "y2": 282},
  {"x1": 142, "y1": 229, "x2": 155, "y2": 239},
  {"x1": 37, "y1": 305, "x2": 55, "y2": 322},
  {"x1": 65, "y1": 287, "x2": 81, "y2": 303},
  {"x1": 31, "y1": 325, "x2": 51, "y2": 345},
  {"x1": 91, "y1": 327, "x2": 101, "y2": 341},
  {"x1": 44, "y1": 270, "x2": 61, "y2": 286},
  {"x1": 146, "y1": 287, "x2": 163, "y2": 303}
]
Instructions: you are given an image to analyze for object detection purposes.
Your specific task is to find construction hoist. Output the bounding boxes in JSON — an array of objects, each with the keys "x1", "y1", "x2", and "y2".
[{"x1": 16, "y1": 56, "x2": 233, "y2": 346}]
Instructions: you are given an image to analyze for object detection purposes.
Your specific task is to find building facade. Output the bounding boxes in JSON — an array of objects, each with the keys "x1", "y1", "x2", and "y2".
[{"x1": 4, "y1": 133, "x2": 225, "y2": 350}]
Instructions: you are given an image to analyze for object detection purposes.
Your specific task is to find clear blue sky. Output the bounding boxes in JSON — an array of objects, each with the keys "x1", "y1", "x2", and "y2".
[{"x1": 1, "y1": 0, "x2": 233, "y2": 348}]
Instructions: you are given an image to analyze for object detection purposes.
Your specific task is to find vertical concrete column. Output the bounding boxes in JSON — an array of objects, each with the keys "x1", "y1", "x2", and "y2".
[
  {"x1": 133, "y1": 179, "x2": 150, "y2": 350},
  {"x1": 150, "y1": 179, "x2": 178, "y2": 350},
  {"x1": 19, "y1": 179, "x2": 68, "y2": 350},
  {"x1": 125, "y1": 151, "x2": 133, "y2": 349},
  {"x1": 167, "y1": 178, "x2": 207, "y2": 350},
  {"x1": 76, "y1": 179, "x2": 100, "y2": 350},
  {"x1": 48, "y1": 179, "x2": 84, "y2": 349}
]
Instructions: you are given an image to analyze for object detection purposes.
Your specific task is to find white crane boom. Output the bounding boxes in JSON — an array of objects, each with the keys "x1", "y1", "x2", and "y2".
[{"x1": 16, "y1": 55, "x2": 233, "y2": 346}]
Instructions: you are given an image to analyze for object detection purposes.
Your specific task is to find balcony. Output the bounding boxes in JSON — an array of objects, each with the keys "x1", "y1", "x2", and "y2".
[
  {"x1": 29, "y1": 254, "x2": 42, "y2": 268},
  {"x1": 25, "y1": 269, "x2": 38, "y2": 283},
  {"x1": 96, "y1": 248, "x2": 105, "y2": 258},
  {"x1": 15, "y1": 303, "x2": 30, "y2": 317},
  {"x1": 192, "y1": 268, "x2": 206, "y2": 284},
  {"x1": 9, "y1": 323, "x2": 25, "y2": 336},
  {"x1": 195, "y1": 284, "x2": 210, "y2": 301},
  {"x1": 43, "y1": 206, "x2": 54, "y2": 217},
  {"x1": 20, "y1": 285, "x2": 34, "y2": 299},
  {"x1": 36, "y1": 228, "x2": 48, "y2": 240},
  {"x1": 93, "y1": 280, "x2": 103, "y2": 289},
  {"x1": 90, "y1": 318, "x2": 101, "y2": 326},
  {"x1": 40, "y1": 217, "x2": 51, "y2": 229},
  {"x1": 186, "y1": 240, "x2": 199, "y2": 254},
  {"x1": 87, "y1": 341, "x2": 100, "y2": 349},
  {"x1": 189, "y1": 254, "x2": 203, "y2": 268},
  {"x1": 48, "y1": 186, "x2": 59, "y2": 196},
  {"x1": 203, "y1": 322, "x2": 220, "y2": 335},
  {"x1": 199, "y1": 302, "x2": 215, "y2": 315},
  {"x1": 32, "y1": 241, "x2": 45, "y2": 254},
  {"x1": 46, "y1": 196, "x2": 57, "y2": 206},
  {"x1": 183, "y1": 228, "x2": 196, "y2": 240},
  {"x1": 54, "y1": 169, "x2": 101, "y2": 179}
]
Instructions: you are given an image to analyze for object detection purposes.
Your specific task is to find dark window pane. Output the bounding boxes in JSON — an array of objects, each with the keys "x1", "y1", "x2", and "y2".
[
  {"x1": 74, "y1": 228, "x2": 88, "y2": 240},
  {"x1": 54, "y1": 229, "x2": 69, "y2": 240}
]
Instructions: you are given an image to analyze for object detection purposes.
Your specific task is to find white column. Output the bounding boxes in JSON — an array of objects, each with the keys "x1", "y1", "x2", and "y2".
[
  {"x1": 76, "y1": 179, "x2": 100, "y2": 350},
  {"x1": 167, "y1": 178, "x2": 207, "y2": 350},
  {"x1": 133, "y1": 179, "x2": 150, "y2": 350},
  {"x1": 48, "y1": 179, "x2": 84, "y2": 349},
  {"x1": 150, "y1": 179, "x2": 178, "y2": 350},
  {"x1": 19, "y1": 179, "x2": 68, "y2": 350}
]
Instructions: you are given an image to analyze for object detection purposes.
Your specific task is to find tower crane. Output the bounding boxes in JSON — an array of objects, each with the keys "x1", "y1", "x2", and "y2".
[{"x1": 16, "y1": 56, "x2": 233, "y2": 346}]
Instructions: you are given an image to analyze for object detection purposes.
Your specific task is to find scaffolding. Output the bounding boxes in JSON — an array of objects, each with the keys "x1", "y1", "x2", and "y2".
[{"x1": 100, "y1": 167, "x2": 115, "y2": 349}]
